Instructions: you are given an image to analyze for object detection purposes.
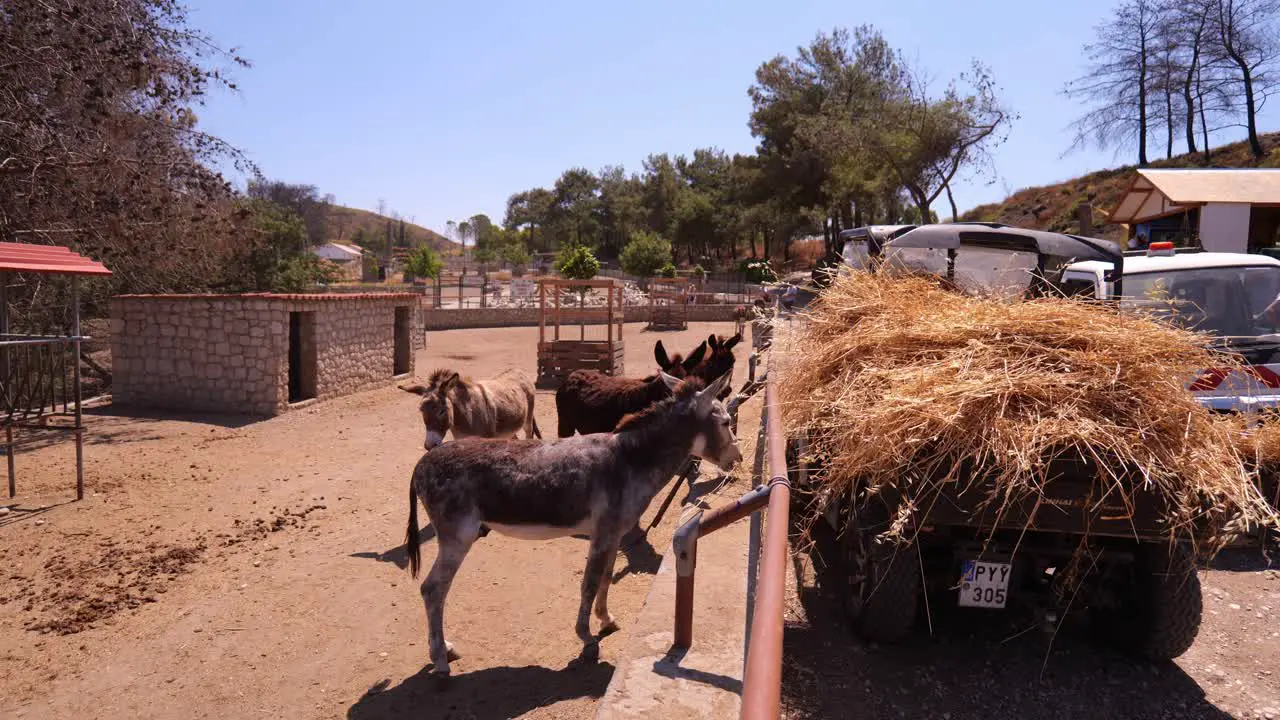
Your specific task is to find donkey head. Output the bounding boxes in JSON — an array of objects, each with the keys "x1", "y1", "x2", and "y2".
[
  {"x1": 690, "y1": 333, "x2": 741, "y2": 399},
  {"x1": 657, "y1": 371, "x2": 743, "y2": 471},
  {"x1": 653, "y1": 339, "x2": 707, "y2": 379},
  {"x1": 399, "y1": 369, "x2": 461, "y2": 450}
]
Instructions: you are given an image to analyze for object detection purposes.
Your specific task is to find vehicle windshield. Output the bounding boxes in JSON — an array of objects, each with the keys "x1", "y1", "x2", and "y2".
[{"x1": 1121, "y1": 266, "x2": 1280, "y2": 341}]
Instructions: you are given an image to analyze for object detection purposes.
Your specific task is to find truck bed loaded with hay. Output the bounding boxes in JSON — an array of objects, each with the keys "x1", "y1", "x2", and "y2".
[{"x1": 786, "y1": 223, "x2": 1278, "y2": 661}]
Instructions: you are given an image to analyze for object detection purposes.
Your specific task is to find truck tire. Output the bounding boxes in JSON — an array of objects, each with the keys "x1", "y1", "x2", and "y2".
[
  {"x1": 840, "y1": 503, "x2": 920, "y2": 643},
  {"x1": 785, "y1": 436, "x2": 813, "y2": 517},
  {"x1": 1111, "y1": 543, "x2": 1202, "y2": 661}
]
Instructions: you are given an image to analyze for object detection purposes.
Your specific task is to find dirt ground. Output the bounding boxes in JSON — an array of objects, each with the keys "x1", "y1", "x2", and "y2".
[
  {"x1": 780, "y1": 526, "x2": 1280, "y2": 720},
  {"x1": 0, "y1": 321, "x2": 749, "y2": 720}
]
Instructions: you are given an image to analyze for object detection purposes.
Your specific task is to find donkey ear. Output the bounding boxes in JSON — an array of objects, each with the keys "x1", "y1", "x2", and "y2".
[
  {"x1": 724, "y1": 333, "x2": 742, "y2": 350},
  {"x1": 399, "y1": 383, "x2": 430, "y2": 396},
  {"x1": 707, "y1": 334, "x2": 720, "y2": 350},
  {"x1": 658, "y1": 370, "x2": 683, "y2": 392},
  {"x1": 699, "y1": 371, "x2": 733, "y2": 402},
  {"x1": 654, "y1": 340, "x2": 671, "y2": 369},
  {"x1": 682, "y1": 341, "x2": 707, "y2": 369}
]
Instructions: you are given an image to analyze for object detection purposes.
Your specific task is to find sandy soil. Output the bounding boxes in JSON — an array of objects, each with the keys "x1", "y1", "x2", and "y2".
[
  {"x1": 781, "y1": 527, "x2": 1280, "y2": 720},
  {"x1": 0, "y1": 321, "x2": 748, "y2": 720}
]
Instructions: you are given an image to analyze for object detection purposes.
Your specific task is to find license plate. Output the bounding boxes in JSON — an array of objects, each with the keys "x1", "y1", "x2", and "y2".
[{"x1": 958, "y1": 560, "x2": 1011, "y2": 609}]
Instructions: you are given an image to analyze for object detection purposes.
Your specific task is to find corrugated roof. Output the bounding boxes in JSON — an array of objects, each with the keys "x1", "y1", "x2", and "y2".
[{"x1": 0, "y1": 242, "x2": 112, "y2": 276}]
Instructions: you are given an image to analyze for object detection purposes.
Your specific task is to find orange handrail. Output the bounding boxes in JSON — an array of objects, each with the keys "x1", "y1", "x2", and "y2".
[
  {"x1": 739, "y1": 373, "x2": 789, "y2": 720},
  {"x1": 669, "y1": 319, "x2": 791, "y2": 720}
]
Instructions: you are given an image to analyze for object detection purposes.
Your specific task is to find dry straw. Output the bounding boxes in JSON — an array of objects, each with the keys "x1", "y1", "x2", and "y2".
[{"x1": 777, "y1": 270, "x2": 1277, "y2": 551}]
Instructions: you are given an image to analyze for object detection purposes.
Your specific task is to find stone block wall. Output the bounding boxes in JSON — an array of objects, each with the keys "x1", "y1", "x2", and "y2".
[
  {"x1": 418, "y1": 303, "x2": 741, "y2": 331},
  {"x1": 111, "y1": 293, "x2": 421, "y2": 417}
]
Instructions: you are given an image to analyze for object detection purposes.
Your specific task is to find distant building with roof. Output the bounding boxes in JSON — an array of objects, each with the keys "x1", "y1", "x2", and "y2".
[
  {"x1": 312, "y1": 242, "x2": 366, "y2": 280},
  {"x1": 1107, "y1": 169, "x2": 1280, "y2": 254}
]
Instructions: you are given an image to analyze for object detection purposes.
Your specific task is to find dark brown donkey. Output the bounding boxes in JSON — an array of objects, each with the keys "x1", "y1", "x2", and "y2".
[
  {"x1": 554, "y1": 338, "x2": 724, "y2": 438},
  {"x1": 400, "y1": 368, "x2": 540, "y2": 450},
  {"x1": 405, "y1": 372, "x2": 741, "y2": 675},
  {"x1": 700, "y1": 333, "x2": 742, "y2": 399}
]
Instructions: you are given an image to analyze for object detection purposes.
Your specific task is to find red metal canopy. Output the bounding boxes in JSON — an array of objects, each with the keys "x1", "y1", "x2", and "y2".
[{"x1": 0, "y1": 242, "x2": 112, "y2": 276}]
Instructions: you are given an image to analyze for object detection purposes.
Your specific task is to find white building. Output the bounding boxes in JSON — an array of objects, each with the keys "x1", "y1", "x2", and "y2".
[{"x1": 312, "y1": 242, "x2": 365, "y2": 263}]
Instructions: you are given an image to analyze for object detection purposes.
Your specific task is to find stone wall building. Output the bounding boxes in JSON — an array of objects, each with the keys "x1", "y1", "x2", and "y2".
[{"x1": 111, "y1": 293, "x2": 422, "y2": 416}]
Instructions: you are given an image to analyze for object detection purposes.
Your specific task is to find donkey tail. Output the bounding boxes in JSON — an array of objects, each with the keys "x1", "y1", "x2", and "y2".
[{"x1": 406, "y1": 482, "x2": 422, "y2": 578}]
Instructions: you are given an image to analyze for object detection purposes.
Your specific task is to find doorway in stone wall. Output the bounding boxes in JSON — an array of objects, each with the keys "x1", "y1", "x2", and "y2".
[
  {"x1": 393, "y1": 306, "x2": 411, "y2": 376},
  {"x1": 289, "y1": 311, "x2": 317, "y2": 402}
]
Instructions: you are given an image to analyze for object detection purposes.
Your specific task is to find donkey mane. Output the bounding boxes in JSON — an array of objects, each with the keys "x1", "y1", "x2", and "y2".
[
  {"x1": 614, "y1": 377, "x2": 705, "y2": 433},
  {"x1": 427, "y1": 368, "x2": 463, "y2": 387}
]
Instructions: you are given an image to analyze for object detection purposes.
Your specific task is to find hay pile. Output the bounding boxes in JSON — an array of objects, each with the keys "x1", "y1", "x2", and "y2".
[
  {"x1": 1229, "y1": 417, "x2": 1280, "y2": 511},
  {"x1": 778, "y1": 271, "x2": 1276, "y2": 548}
]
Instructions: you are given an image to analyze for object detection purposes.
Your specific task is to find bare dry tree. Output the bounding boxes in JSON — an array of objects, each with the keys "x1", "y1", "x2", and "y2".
[
  {"x1": 0, "y1": 0, "x2": 253, "y2": 327},
  {"x1": 1063, "y1": 0, "x2": 1166, "y2": 166},
  {"x1": 1205, "y1": 0, "x2": 1280, "y2": 158}
]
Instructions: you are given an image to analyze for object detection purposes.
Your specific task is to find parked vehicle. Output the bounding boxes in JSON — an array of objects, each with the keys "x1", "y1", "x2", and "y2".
[
  {"x1": 800, "y1": 223, "x2": 1204, "y2": 659},
  {"x1": 837, "y1": 224, "x2": 917, "y2": 272},
  {"x1": 1061, "y1": 243, "x2": 1280, "y2": 412}
]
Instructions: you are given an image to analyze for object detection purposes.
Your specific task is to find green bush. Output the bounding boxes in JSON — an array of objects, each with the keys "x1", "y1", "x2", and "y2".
[
  {"x1": 500, "y1": 240, "x2": 531, "y2": 271},
  {"x1": 405, "y1": 245, "x2": 443, "y2": 280},
  {"x1": 658, "y1": 261, "x2": 677, "y2": 278},
  {"x1": 555, "y1": 244, "x2": 600, "y2": 281},
  {"x1": 275, "y1": 255, "x2": 342, "y2": 292},
  {"x1": 619, "y1": 230, "x2": 672, "y2": 277}
]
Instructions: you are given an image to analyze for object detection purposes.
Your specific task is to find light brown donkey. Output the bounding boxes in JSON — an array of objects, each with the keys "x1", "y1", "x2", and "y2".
[{"x1": 400, "y1": 368, "x2": 541, "y2": 450}]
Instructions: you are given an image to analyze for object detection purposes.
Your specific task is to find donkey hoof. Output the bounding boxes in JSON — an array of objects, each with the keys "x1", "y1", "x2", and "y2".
[
  {"x1": 447, "y1": 646, "x2": 461, "y2": 662},
  {"x1": 578, "y1": 641, "x2": 600, "y2": 665},
  {"x1": 429, "y1": 669, "x2": 453, "y2": 691},
  {"x1": 599, "y1": 618, "x2": 620, "y2": 637}
]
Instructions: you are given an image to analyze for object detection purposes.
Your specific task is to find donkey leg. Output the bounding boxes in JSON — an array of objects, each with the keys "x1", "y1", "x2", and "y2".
[
  {"x1": 592, "y1": 545, "x2": 621, "y2": 636},
  {"x1": 421, "y1": 522, "x2": 478, "y2": 675},
  {"x1": 574, "y1": 540, "x2": 616, "y2": 663}
]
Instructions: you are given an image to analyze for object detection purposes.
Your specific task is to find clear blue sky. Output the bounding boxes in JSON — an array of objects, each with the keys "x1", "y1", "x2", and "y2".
[{"x1": 189, "y1": 0, "x2": 1276, "y2": 234}]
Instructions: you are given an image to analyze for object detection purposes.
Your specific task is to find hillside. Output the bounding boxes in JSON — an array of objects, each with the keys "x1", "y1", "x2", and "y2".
[
  {"x1": 323, "y1": 205, "x2": 460, "y2": 254},
  {"x1": 961, "y1": 132, "x2": 1280, "y2": 240}
]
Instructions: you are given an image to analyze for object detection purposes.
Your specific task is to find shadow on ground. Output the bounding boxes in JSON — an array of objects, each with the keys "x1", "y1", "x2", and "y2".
[
  {"x1": 0, "y1": 498, "x2": 77, "y2": 529},
  {"x1": 1209, "y1": 545, "x2": 1279, "y2": 573},
  {"x1": 781, "y1": 522, "x2": 1232, "y2": 720},
  {"x1": 350, "y1": 524, "x2": 437, "y2": 571},
  {"x1": 84, "y1": 404, "x2": 265, "y2": 429},
  {"x1": 348, "y1": 661, "x2": 614, "y2": 720}
]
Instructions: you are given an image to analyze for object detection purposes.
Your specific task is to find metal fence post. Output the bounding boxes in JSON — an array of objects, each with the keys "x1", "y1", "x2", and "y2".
[{"x1": 672, "y1": 511, "x2": 702, "y2": 649}]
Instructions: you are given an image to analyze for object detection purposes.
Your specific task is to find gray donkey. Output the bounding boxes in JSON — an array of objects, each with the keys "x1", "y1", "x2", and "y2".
[
  {"x1": 405, "y1": 371, "x2": 741, "y2": 675},
  {"x1": 400, "y1": 368, "x2": 540, "y2": 450}
]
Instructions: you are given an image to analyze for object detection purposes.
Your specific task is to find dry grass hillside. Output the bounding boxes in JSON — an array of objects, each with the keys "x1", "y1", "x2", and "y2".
[
  {"x1": 961, "y1": 132, "x2": 1280, "y2": 240},
  {"x1": 323, "y1": 205, "x2": 460, "y2": 253}
]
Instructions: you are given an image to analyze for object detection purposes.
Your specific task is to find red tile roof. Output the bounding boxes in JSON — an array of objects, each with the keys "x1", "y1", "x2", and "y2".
[
  {"x1": 0, "y1": 242, "x2": 112, "y2": 276},
  {"x1": 113, "y1": 292, "x2": 419, "y2": 301}
]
